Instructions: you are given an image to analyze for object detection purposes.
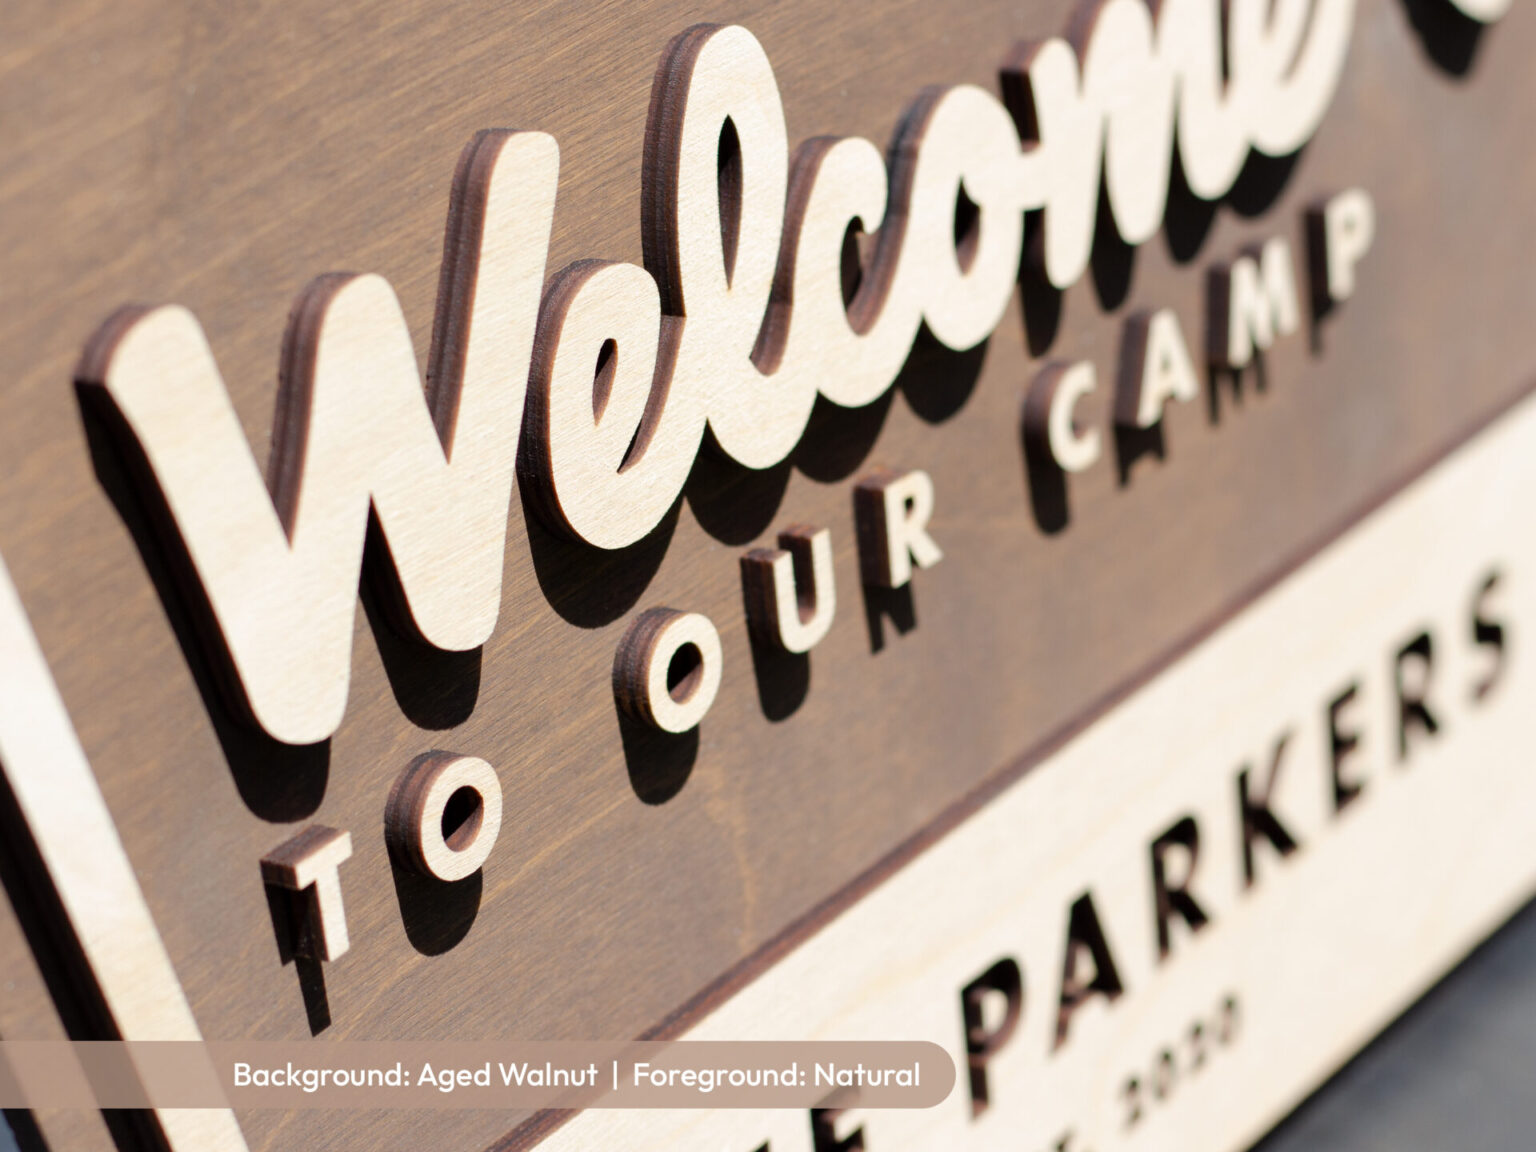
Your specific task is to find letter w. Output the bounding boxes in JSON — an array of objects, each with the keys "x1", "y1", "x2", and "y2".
[{"x1": 76, "y1": 130, "x2": 558, "y2": 745}]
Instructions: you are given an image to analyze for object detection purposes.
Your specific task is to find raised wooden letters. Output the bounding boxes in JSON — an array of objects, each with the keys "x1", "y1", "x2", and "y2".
[
  {"x1": 73, "y1": 0, "x2": 1396, "y2": 744},
  {"x1": 614, "y1": 608, "x2": 726, "y2": 733},
  {"x1": 260, "y1": 825, "x2": 355, "y2": 961},
  {"x1": 854, "y1": 470, "x2": 944, "y2": 589},
  {"x1": 77, "y1": 130, "x2": 558, "y2": 746},
  {"x1": 1207, "y1": 238, "x2": 1301, "y2": 370},
  {"x1": 1027, "y1": 362, "x2": 1104, "y2": 474},
  {"x1": 741, "y1": 527, "x2": 837, "y2": 653},
  {"x1": 385, "y1": 753, "x2": 503, "y2": 882}
]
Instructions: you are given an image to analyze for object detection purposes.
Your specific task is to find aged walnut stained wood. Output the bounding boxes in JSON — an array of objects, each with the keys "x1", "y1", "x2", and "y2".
[{"x1": 0, "y1": 0, "x2": 1531, "y2": 1150}]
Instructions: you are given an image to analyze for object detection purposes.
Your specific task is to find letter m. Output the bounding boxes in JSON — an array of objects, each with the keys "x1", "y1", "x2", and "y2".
[
  {"x1": 1207, "y1": 237, "x2": 1299, "y2": 369},
  {"x1": 76, "y1": 131, "x2": 557, "y2": 745}
]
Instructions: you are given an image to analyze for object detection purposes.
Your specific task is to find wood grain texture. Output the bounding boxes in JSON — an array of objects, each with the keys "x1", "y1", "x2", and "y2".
[{"x1": 0, "y1": 1, "x2": 1532, "y2": 1150}]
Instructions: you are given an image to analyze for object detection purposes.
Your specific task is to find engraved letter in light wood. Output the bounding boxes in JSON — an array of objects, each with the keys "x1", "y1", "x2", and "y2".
[
  {"x1": 523, "y1": 25, "x2": 1035, "y2": 550},
  {"x1": 521, "y1": 261, "x2": 674, "y2": 550},
  {"x1": 0, "y1": 554, "x2": 248, "y2": 1152},
  {"x1": 855, "y1": 469, "x2": 944, "y2": 589},
  {"x1": 76, "y1": 130, "x2": 558, "y2": 746},
  {"x1": 1309, "y1": 188, "x2": 1376, "y2": 307},
  {"x1": 1208, "y1": 237, "x2": 1301, "y2": 370},
  {"x1": 1026, "y1": 362, "x2": 1103, "y2": 474},
  {"x1": 741, "y1": 526, "x2": 837, "y2": 653},
  {"x1": 260, "y1": 825, "x2": 355, "y2": 961},
  {"x1": 1116, "y1": 308, "x2": 1199, "y2": 430},
  {"x1": 614, "y1": 608, "x2": 725, "y2": 733},
  {"x1": 385, "y1": 752, "x2": 503, "y2": 882},
  {"x1": 80, "y1": 0, "x2": 1387, "y2": 737}
]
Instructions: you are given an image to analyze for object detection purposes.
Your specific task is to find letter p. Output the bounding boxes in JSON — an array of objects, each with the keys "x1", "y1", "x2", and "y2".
[
  {"x1": 959, "y1": 957, "x2": 1024, "y2": 1117},
  {"x1": 1308, "y1": 189, "x2": 1375, "y2": 309}
]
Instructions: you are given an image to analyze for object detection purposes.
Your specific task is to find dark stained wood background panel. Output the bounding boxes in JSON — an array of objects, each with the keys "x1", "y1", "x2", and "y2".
[{"x1": 0, "y1": 0, "x2": 1532, "y2": 1148}]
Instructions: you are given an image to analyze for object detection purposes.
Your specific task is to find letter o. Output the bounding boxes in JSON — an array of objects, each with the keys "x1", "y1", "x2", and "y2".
[
  {"x1": 385, "y1": 752, "x2": 503, "y2": 881},
  {"x1": 613, "y1": 608, "x2": 724, "y2": 733}
]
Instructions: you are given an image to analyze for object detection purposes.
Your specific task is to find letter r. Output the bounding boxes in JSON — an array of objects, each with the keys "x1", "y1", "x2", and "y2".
[{"x1": 854, "y1": 468, "x2": 943, "y2": 588}]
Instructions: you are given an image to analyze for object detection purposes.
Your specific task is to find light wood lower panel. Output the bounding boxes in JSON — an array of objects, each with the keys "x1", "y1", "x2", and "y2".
[{"x1": 523, "y1": 388, "x2": 1536, "y2": 1152}]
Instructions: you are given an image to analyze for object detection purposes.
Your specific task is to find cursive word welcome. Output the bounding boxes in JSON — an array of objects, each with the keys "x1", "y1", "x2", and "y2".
[{"x1": 77, "y1": 0, "x2": 1501, "y2": 745}]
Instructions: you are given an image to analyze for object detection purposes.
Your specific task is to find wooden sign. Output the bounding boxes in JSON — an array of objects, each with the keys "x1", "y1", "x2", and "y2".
[
  {"x1": 529, "y1": 389, "x2": 1536, "y2": 1152},
  {"x1": 0, "y1": 0, "x2": 1530, "y2": 1148}
]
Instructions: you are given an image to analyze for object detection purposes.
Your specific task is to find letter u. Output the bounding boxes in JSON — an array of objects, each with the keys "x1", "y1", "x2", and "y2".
[{"x1": 741, "y1": 525, "x2": 836, "y2": 653}]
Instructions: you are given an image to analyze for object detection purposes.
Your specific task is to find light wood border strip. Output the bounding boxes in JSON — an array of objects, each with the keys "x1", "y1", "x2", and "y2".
[{"x1": 0, "y1": 558, "x2": 247, "y2": 1152}]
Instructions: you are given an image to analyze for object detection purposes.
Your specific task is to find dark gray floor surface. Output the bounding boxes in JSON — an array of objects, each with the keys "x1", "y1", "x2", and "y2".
[
  {"x1": 1254, "y1": 895, "x2": 1536, "y2": 1152},
  {"x1": 5, "y1": 899, "x2": 1535, "y2": 1152}
]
